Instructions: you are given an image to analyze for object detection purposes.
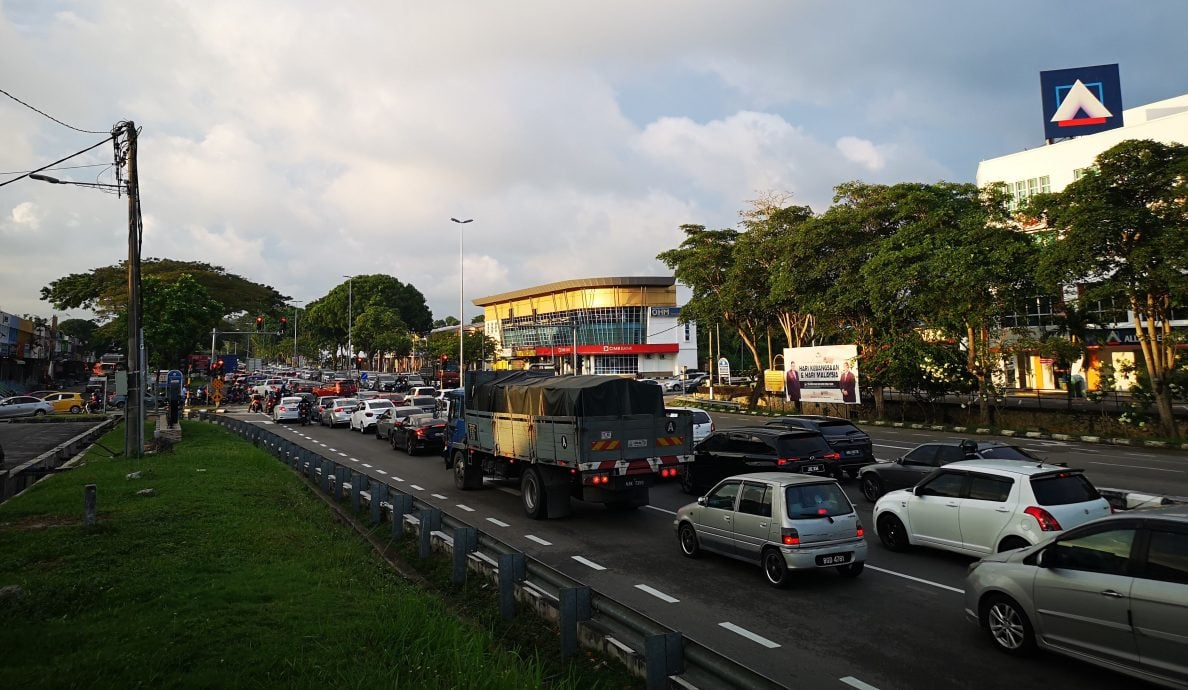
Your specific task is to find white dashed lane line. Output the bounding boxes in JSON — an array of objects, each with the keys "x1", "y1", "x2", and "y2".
[
  {"x1": 328, "y1": 448, "x2": 337, "y2": 452},
  {"x1": 456, "y1": 504, "x2": 475, "y2": 512},
  {"x1": 410, "y1": 485, "x2": 424, "y2": 491},
  {"x1": 337, "y1": 452, "x2": 347, "y2": 457},
  {"x1": 1087, "y1": 461, "x2": 1183, "y2": 473},
  {"x1": 391, "y1": 476, "x2": 404, "y2": 482},
  {"x1": 376, "y1": 470, "x2": 387, "y2": 475},
  {"x1": 719, "y1": 622, "x2": 780, "y2": 649},
  {"x1": 317, "y1": 442, "x2": 326, "y2": 447},
  {"x1": 841, "y1": 676, "x2": 882, "y2": 690},
  {"x1": 362, "y1": 463, "x2": 373, "y2": 469},
  {"x1": 866, "y1": 565, "x2": 963, "y2": 594},
  {"x1": 645, "y1": 505, "x2": 676, "y2": 516},
  {"x1": 486, "y1": 518, "x2": 509, "y2": 527},
  {"x1": 635, "y1": 584, "x2": 679, "y2": 603},
  {"x1": 350, "y1": 458, "x2": 359, "y2": 463},
  {"x1": 431, "y1": 493, "x2": 447, "y2": 499},
  {"x1": 525, "y1": 535, "x2": 552, "y2": 546},
  {"x1": 571, "y1": 556, "x2": 606, "y2": 571}
]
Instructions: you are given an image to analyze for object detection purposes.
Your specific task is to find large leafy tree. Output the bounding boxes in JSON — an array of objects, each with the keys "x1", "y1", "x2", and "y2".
[
  {"x1": 1029, "y1": 139, "x2": 1188, "y2": 437},
  {"x1": 303, "y1": 275, "x2": 433, "y2": 368},
  {"x1": 92, "y1": 274, "x2": 225, "y2": 370},
  {"x1": 41, "y1": 259, "x2": 288, "y2": 320}
]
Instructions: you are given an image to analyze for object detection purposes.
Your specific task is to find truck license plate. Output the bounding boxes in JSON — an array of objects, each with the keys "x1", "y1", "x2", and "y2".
[
  {"x1": 816, "y1": 553, "x2": 851, "y2": 566},
  {"x1": 802, "y1": 464, "x2": 823, "y2": 474},
  {"x1": 624, "y1": 478, "x2": 644, "y2": 488}
]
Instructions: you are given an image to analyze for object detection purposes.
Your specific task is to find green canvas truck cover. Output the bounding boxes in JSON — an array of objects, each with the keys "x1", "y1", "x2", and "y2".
[{"x1": 468, "y1": 372, "x2": 664, "y2": 418}]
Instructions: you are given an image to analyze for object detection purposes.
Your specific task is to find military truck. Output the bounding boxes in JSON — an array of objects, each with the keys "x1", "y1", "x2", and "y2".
[{"x1": 444, "y1": 371, "x2": 694, "y2": 519}]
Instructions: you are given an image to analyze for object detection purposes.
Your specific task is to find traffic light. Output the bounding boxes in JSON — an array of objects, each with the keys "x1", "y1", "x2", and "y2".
[
  {"x1": 440, "y1": 354, "x2": 448, "y2": 366},
  {"x1": 255, "y1": 315, "x2": 264, "y2": 331},
  {"x1": 356, "y1": 356, "x2": 364, "y2": 368},
  {"x1": 277, "y1": 316, "x2": 288, "y2": 336}
]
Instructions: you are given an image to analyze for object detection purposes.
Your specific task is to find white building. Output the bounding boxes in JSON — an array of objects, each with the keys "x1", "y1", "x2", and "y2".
[{"x1": 976, "y1": 93, "x2": 1188, "y2": 392}]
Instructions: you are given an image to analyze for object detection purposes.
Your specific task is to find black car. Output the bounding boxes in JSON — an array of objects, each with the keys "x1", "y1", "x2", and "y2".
[
  {"x1": 681, "y1": 427, "x2": 840, "y2": 495},
  {"x1": 858, "y1": 439, "x2": 1054, "y2": 502},
  {"x1": 390, "y1": 414, "x2": 447, "y2": 455},
  {"x1": 374, "y1": 405, "x2": 426, "y2": 441},
  {"x1": 765, "y1": 415, "x2": 873, "y2": 478}
]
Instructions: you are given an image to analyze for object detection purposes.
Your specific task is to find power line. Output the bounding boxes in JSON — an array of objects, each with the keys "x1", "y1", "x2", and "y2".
[
  {"x1": 0, "y1": 162, "x2": 109, "y2": 175},
  {"x1": 0, "y1": 135, "x2": 116, "y2": 188},
  {"x1": 0, "y1": 87, "x2": 109, "y2": 134}
]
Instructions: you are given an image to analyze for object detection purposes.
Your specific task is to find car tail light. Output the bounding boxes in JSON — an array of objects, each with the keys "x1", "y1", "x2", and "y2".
[
  {"x1": 777, "y1": 458, "x2": 796, "y2": 466},
  {"x1": 279, "y1": 406, "x2": 287, "y2": 411},
  {"x1": 781, "y1": 528, "x2": 800, "y2": 546},
  {"x1": 823, "y1": 452, "x2": 841, "y2": 461},
  {"x1": 415, "y1": 428, "x2": 425, "y2": 437},
  {"x1": 711, "y1": 421, "x2": 716, "y2": 432},
  {"x1": 856, "y1": 520, "x2": 865, "y2": 538},
  {"x1": 1024, "y1": 506, "x2": 1063, "y2": 531},
  {"x1": 334, "y1": 407, "x2": 343, "y2": 412}
]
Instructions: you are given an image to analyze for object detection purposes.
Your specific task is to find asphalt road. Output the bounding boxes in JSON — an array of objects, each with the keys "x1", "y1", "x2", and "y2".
[
  {"x1": 223, "y1": 407, "x2": 1185, "y2": 690},
  {"x1": 0, "y1": 422, "x2": 98, "y2": 469}
]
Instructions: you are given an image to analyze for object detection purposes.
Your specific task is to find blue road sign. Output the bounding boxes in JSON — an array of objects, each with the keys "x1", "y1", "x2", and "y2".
[
  {"x1": 360, "y1": 372, "x2": 368, "y2": 382},
  {"x1": 167, "y1": 369, "x2": 183, "y2": 385}
]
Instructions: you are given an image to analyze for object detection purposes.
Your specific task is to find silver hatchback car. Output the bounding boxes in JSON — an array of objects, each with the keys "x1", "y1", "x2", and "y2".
[
  {"x1": 675, "y1": 472, "x2": 867, "y2": 588},
  {"x1": 964, "y1": 505, "x2": 1188, "y2": 688}
]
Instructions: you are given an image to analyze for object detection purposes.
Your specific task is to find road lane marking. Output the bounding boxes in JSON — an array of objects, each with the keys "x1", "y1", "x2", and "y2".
[
  {"x1": 456, "y1": 504, "x2": 475, "y2": 512},
  {"x1": 317, "y1": 442, "x2": 326, "y2": 447},
  {"x1": 525, "y1": 535, "x2": 552, "y2": 546},
  {"x1": 498, "y1": 487, "x2": 521, "y2": 496},
  {"x1": 635, "y1": 584, "x2": 679, "y2": 603},
  {"x1": 350, "y1": 458, "x2": 359, "y2": 463},
  {"x1": 718, "y1": 622, "x2": 780, "y2": 648},
  {"x1": 487, "y1": 518, "x2": 509, "y2": 527},
  {"x1": 572, "y1": 556, "x2": 606, "y2": 571},
  {"x1": 645, "y1": 505, "x2": 676, "y2": 516},
  {"x1": 866, "y1": 565, "x2": 964, "y2": 594},
  {"x1": 362, "y1": 463, "x2": 372, "y2": 468},
  {"x1": 841, "y1": 676, "x2": 882, "y2": 690},
  {"x1": 328, "y1": 448, "x2": 337, "y2": 452},
  {"x1": 376, "y1": 470, "x2": 387, "y2": 475},
  {"x1": 337, "y1": 452, "x2": 347, "y2": 457},
  {"x1": 873, "y1": 443, "x2": 914, "y2": 451},
  {"x1": 391, "y1": 476, "x2": 404, "y2": 482},
  {"x1": 1123, "y1": 452, "x2": 1159, "y2": 458},
  {"x1": 431, "y1": 493, "x2": 448, "y2": 499},
  {"x1": 410, "y1": 485, "x2": 424, "y2": 490},
  {"x1": 1087, "y1": 462, "x2": 1183, "y2": 473}
]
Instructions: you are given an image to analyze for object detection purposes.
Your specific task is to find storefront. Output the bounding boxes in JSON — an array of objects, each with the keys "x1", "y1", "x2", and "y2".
[{"x1": 473, "y1": 277, "x2": 698, "y2": 376}]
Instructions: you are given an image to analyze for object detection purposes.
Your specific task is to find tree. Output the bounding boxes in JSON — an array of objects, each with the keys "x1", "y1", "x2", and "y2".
[
  {"x1": 1030, "y1": 139, "x2": 1188, "y2": 437},
  {"x1": 353, "y1": 306, "x2": 411, "y2": 364},
  {"x1": 94, "y1": 274, "x2": 224, "y2": 370},
  {"x1": 302, "y1": 275, "x2": 432, "y2": 368},
  {"x1": 41, "y1": 259, "x2": 288, "y2": 320},
  {"x1": 57, "y1": 318, "x2": 101, "y2": 354}
]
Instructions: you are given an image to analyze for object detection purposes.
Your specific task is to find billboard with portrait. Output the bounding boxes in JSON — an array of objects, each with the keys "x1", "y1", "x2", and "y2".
[{"x1": 782, "y1": 345, "x2": 859, "y2": 405}]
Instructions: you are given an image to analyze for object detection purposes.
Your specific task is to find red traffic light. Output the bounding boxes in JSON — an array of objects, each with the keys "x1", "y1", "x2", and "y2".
[
  {"x1": 255, "y1": 315, "x2": 264, "y2": 330},
  {"x1": 280, "y1": 317, "x2": 288, "y2": 329}
]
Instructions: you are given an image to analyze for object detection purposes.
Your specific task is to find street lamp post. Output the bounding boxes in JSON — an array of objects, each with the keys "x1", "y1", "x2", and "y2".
[
  {"x1": 451, "y1": 218, "x2": 473, "y2": 382},
  {"x1": 292, "y1": 301, "x2": 304, "y2": 367},
  {"x1": 342, "y1": 275, "x2": 353, "y2": 370}
]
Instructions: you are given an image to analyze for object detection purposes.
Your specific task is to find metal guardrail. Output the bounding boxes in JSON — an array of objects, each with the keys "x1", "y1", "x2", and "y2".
[
  {"x1": 196, "y1": 411, "x2": 787, "y2": 690},
  {"x1": 1, "y1": 418, "x2": 119, "y2": 502}
]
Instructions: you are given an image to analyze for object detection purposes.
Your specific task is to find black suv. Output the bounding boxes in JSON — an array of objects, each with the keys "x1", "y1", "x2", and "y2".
[
  {"x1": 858, "y1": 439, "x2": 1056, "y2": 501},
  {"x1": 765, "y1": 416, "x2": 873, "y2": 478},
  {"x1": 682, "y1": 427, "x2": 839, "y2": 495}
]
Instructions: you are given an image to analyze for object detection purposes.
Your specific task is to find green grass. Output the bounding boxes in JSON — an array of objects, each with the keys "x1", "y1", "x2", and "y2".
[{"x1": 0, "y1": 421, "x2": 639, "y2": 689}]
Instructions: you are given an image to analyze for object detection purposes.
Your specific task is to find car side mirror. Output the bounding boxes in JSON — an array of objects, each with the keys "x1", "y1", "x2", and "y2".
[{"x1": 696, "y1": 496, "x2": 706, "y2": 506}]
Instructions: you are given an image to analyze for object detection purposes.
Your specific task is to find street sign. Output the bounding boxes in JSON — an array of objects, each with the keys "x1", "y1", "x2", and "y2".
[
  {"x1": 167, "y1": 369, "x2": 183, "y2": 386},
  {"x1": 360, "y1": 372, "x2": 369, "y2": 383},
  {"x1": 717, "y1": 357, "x2": 731, "y2": 384}
]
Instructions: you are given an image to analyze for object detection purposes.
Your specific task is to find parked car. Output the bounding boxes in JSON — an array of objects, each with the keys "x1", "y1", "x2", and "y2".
[
  {"x1": 964, "y1": 505, "x2": 1188, "y2": 686},
  {"x1": 0, "y1": 395, "x2": 54, "y2": 418},
  {"x1": 666, "y1": 373, "x2": 708, "y2": 392},
  {"x1": 390, "y1": 414, "x2": 448, "y2": 455},
  {"x1": 666, "y1": 407, "x2": 714, "y2": 444},
  {"x1": 320, "y1": 398, "x2": 358, "y2": 428},
  {"x1": 858, "y1": 440, "x2": 1056, "y2": 502},
  {"x1": 681, "y1": 427, "x2": 840, "y2": 495},
  {"x1": 349, "y1": 399, "x2": 396, "y2": 433},
  {"x1": 374, "y1": 405, "x2": 426, "y2": 441},
  {"x1": 765, "y1": 416, "x2": 873, "y2": 478},
  {"x1": 873, "y1": 460, "x2": 1111, "y2": 557},
  {"x1": 42, "y1": 392, "x2": 87, "y2": 414},
  {"x1": 272, "y1": 396, "x2": 304, "y2": 423},
  {"x1": 675, "y1": 472, "x2": 867, "y2": 587},
  {"x1": 313, "y1": 395, "x2": 338, "y2": 425}
]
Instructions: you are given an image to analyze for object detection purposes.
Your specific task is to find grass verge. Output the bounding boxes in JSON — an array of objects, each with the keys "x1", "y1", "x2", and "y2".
[{"x1": 0, "y1": 420, "x2": 640, "y2": 689}]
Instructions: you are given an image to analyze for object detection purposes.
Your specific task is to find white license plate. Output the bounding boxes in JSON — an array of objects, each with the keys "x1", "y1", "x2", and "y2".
[
  {"x1": 816, "y1": 553, "x2": 851, "y2": 566},
  {"x1": 845, "y1": 449, "x2": 861, "y2": 456},
  {"x1": 802, "y1": 464, "x2": 823, "y2": 473}
]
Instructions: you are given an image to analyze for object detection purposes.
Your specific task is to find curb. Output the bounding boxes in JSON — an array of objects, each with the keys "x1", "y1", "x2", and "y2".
[{"x1": 1099, "y1": 487, "x2": 1187, "y2": 510}]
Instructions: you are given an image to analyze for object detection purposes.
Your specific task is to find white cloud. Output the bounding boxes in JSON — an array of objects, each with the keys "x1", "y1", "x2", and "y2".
[
  {"x1": 10, "y1": 201, "x2": 41, "y2": 230},
  {"x1": 835, "y1": 136, "x2": 887, "y2": 172}
]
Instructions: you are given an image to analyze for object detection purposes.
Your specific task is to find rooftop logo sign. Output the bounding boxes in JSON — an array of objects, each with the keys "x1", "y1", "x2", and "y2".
[{"x1": 1040, "y1": 64, "x2": 1123, "y2": 140}]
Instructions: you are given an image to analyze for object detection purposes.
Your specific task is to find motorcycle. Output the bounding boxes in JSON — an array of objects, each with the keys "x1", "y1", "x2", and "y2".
[
  {"x1": 298, "y1": 404, "x2": 310, "y2": 426},
  {"x1": 264, "y1": 397, "x2": 277, "y2": 415},
  {"x1": 249, "y1": 394, "x2": 264, "y2": 414}
]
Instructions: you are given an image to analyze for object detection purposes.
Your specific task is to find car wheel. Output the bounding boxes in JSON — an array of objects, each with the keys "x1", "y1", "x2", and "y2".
[
  {"x1": 860, "y1": 474, "x2": 884, "y2": 502},
  {"x1": 70, "y1": 405, "x2": 82, "y2": 414},
  {"x1": 997, "y1": 536, "x2": 1030, "y2": 553},
  {"x1": 33, "y1": 409, "x2": 46, "y2": 416},
  {"x1": 761, "y1": 547, "x2": 791, "y2": 589},
  {"x1": 844, "y1": 468, "x2": 860, "y2": 480},
  {"x1": 375, "y1": 426, "x2": 383, "y2": 440},
  {"x1": 677, "y1": 522, "x2": 701, "y2": 558},
  {"x1": 877, "y1": 514, "x2": 909, "y2": 552},
  {"x1": 390, "y1": 434, "x2": 398, "y2": 451},
  {"x1": 983, "y1": 594, "x2": 1035, "y2": 654},
  {"x1": 521, "y1": 468, "x2": 547, "y2": 520},
  {"x1": 406, "y1": 438, "x2": 416, "y2": 456},
  {"x1": 680, "y1": 465, "x2": 697, "y2": 495},
  {"x1": 836, "y1": 561, "x2": 864, "y2": 578}
]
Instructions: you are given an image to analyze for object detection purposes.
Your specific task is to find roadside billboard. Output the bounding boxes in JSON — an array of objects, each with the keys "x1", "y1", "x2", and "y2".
[
  {"x1": 782, "y1": 345, "x2": 860, "y2": 405},
  {"x1": 1040, "y1": 64, "x2": 1123, "y2": 140}
]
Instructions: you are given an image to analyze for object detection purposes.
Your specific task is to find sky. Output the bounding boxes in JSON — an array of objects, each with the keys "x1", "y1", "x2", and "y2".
[{"x1": 2, "y1": 1, "x2": 1186, "y2": 326}]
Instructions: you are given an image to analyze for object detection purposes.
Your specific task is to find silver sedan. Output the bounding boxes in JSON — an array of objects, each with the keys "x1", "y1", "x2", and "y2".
[{"x1": 0, "y1": 395, "x2": 54, "y2": 418}]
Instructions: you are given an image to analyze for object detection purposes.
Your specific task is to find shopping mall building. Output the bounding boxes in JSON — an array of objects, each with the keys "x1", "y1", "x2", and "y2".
[
  {"x1": 976, "y1": 91, "x2": 1188, "y2": 391},
  {"x1": 472, "y1": 276, "x2": 699, "y2": 376}
]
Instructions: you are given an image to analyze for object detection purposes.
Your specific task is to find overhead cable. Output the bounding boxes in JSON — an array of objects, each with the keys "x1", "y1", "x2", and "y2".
[{"x1": 0, "y1": 87, "x2": 109, "y2": 134}]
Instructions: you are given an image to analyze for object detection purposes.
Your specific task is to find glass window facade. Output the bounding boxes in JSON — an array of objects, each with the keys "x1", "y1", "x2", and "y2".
[
  {"x1": 593, "y1": 355, "x2": 638, "y2": 375},
  {"x1": 498, "y1": 307, "x2": 645, "y2": 349}
]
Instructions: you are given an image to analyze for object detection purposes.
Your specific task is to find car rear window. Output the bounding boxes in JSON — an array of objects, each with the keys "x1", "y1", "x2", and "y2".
[
  {"x1": 979, "y1": 446, "x2": 1039, "y2": 461},
  {"x1": 785, "y1": 483, "x2": 852, "y2": 518},
  {"x1": 370, "y1": 401, "x2": 394, "y2": 409},
  {"x1": 816, "y1": 421, "x2": 862, "y2": 436},
  {"x1": 690, "y1": 411, "x2": 711, "y2": 424},
  {"x1": 1030, "y1": 473, "x2": 1100, "y2": 505},
  {"x1": 776, "y1": 435, "x2": 833, "y2": 457}
]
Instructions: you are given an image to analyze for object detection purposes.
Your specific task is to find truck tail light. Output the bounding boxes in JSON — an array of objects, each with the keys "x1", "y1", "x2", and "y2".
[
  {"x1": 781, "y1": 528, "x2": 800, "y2": 546},
  {"x1": 1024, "y1": 506, "x2": 1063, "y2": 531}
]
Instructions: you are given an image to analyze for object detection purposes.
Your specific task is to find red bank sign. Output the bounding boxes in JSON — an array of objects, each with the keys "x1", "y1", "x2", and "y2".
[{"x1": 532, "y1": 343, "x2": 679, "y2": 356}]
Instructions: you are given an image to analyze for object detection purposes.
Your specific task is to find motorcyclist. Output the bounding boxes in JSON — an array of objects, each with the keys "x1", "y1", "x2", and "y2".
[
  {"x1": 249, "y1": 393, "x2": 264, "y2": 413},
  {"x1": 297, "y1": 398, "x2": 312, "y2": 426}
]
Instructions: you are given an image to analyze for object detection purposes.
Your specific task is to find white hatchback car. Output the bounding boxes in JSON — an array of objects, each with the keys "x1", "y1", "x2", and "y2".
[
  {"x1": 272, "y1": 396, "x2": 304, "y2": 423},
  {"x1": 873, "y1": 459, "x2": 1111, "y2": 557},
  {"x1": 349, "y1": 399, "x2": 395, "y2": 433},
  {"x1": 666, "y1": 407, "x2": 714, "y2": 444}
]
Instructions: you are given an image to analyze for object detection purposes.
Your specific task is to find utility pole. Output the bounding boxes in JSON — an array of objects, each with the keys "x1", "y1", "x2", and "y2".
[{"x1": 123, "y1": 121, "x2": 144, "y2": 459}]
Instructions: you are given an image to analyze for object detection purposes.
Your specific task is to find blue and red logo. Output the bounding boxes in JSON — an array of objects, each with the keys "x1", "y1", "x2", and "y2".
[{"x1": 1040, "y1": 64, "x2": 1123, "y2": 140}]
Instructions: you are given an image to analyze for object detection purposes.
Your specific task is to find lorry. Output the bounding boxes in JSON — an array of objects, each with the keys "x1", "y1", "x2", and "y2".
[{"x1": 444, "y1": 371, "x2": 694, "y2": 519}]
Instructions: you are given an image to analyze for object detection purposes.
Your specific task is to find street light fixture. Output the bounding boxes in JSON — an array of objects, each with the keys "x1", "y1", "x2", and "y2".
[
  {"x1": 342, "y1": 275, "x2": 353, "y2": 370},
  {"x1": 292, "y1": 301, "x2": 304, "y2": 367},
  {"x1": 451, "y1": 218, "x2": 473, "y2": 382}
]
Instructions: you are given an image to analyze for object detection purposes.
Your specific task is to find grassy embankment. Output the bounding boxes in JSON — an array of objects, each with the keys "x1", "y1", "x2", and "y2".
[{"x1": 0, "y1": 421, "x2": 638, "y2": 689}]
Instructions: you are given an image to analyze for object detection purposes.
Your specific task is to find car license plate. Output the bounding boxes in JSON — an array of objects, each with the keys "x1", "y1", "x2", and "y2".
[
  {"x1": 816, "y1": 552, "x2": 851, "y2": 566},
  {"x1": 802, "y1": 464, "x2": 823, "y2": 474},
  {"x1": 845, "y1": 449, "x2": 861, "y2": 456}
]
